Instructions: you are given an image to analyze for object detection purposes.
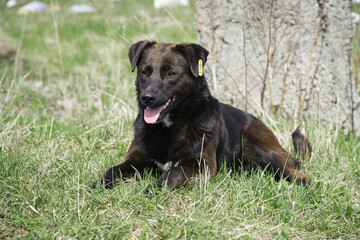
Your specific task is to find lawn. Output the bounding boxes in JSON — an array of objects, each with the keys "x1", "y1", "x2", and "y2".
[{"x1": 1, "y1": 0, "x2": 360, "y2": 239}]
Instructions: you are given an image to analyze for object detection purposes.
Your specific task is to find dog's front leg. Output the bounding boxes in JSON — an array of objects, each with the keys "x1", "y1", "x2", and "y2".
[
  {"x1": 94, "y1": 140, "x2": 148, "y2": 189},
  {"x1": 147, "y1": 147, "x2": 218, "y2": 192},
  {"x1": 146, "y1": 166, "x2": 200, "y2": 192}
]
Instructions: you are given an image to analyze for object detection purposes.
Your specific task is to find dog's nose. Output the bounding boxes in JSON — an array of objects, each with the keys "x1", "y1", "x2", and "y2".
[{"x1": 141, "y1": 92, "x2": 157, "y2": 106}]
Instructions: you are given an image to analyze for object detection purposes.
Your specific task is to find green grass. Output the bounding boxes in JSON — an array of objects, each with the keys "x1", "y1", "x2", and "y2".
[{"x1": 1, "y1": 1, "x2": 360, "y2": 239}]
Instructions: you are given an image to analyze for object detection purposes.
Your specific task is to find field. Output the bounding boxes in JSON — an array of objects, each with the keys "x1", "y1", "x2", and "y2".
[{"x1": 1, "y1": 0, "x2": 360, "y2": 239}]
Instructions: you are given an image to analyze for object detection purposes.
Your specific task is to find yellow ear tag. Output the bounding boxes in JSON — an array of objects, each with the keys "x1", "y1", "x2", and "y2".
[{"x1": 198, "y1": 59, "x2": 203, "y2": 76}]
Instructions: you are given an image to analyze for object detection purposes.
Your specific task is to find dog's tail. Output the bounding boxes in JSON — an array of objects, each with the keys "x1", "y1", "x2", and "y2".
[{"x1": 292, "y1": 127, "x2": 312, "y2": 160}]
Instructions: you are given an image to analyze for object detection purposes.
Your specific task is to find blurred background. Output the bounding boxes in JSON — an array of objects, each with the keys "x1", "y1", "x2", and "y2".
[{"x1": 0, "y1": 0, "x2": 197, "y2": 124}]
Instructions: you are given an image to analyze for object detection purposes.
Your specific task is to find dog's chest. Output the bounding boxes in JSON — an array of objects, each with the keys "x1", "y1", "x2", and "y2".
[
  {"x1": 149, "y1": 159, "x2": 180, "y2": 172},
  {"x1": 143, "y1": 123, "x2": 189, "y2": 160},
  {"x1": 142, "y1": 122, "x2": 198, "y2": 171}
]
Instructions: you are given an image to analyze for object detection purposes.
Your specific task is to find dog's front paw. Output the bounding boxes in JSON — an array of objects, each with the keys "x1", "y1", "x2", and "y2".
[
  {"x1": 143, "y1": 183, "x2": 161, "y2": 195},
  {"x1": 92, "y1": 166, "x2": 123, "y2": 189},
  {"x1": 92, "y1": 176, "x2": 115, "y2": 189}
]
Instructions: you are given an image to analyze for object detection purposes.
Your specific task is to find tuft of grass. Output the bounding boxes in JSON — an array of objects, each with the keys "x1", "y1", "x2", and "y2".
[{"x1": 0, "y1": 0, "x2": 359, "y2": 239}]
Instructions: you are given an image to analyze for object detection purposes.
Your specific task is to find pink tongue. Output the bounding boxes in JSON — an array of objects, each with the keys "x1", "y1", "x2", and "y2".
[{"x1": 144, "y1": 106, "x2": 163, "y2": 124}]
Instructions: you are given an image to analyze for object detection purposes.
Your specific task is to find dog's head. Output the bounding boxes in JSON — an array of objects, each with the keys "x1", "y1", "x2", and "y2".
[{"x1": 128, "y1": 41, "x2": 209, "y2": 126}]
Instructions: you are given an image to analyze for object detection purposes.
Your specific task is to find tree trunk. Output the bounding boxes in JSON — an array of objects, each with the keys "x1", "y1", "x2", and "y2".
[{"x1": 194, "y1": 0, "x2": 360, "y2": 136}]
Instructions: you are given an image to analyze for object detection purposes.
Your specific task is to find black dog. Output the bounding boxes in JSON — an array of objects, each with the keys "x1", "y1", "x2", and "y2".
[{"x1": 94, "y1": 41, "x2": 311, "y2": 190}]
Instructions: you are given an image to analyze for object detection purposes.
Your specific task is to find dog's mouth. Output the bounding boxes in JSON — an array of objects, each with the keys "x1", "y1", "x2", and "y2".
[{"x1": 144, "y1": 96, "x2": 176, "y2": 124}]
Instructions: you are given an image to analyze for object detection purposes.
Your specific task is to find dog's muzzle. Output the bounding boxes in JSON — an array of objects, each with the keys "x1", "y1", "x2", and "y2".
[{"x1": 141, "y1": 92, "x2": 157, "y2": 106}]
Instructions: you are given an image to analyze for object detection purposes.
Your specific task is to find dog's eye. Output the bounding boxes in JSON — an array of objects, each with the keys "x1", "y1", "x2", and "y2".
[
  {"x1": 141, "y1": 69, "x2": 147, "y2": 75},
  {"x1": 167, "y1": 71, "x2": 176, "y2": 76}
]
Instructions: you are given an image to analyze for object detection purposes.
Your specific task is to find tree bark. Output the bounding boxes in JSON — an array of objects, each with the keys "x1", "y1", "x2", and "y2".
[{"x1": 194, "y1": 0, "x2": 360, "y2": 136}]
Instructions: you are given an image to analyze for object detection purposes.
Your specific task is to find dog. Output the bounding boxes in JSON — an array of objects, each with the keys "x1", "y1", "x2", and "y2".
[{"x1": 94, "y1": 41, "x2": 311, "y2": 190}]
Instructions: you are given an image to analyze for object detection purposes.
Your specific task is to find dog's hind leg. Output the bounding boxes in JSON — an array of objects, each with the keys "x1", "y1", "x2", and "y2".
[
  {"x1": 243, "y1": 121, "x2": 310, "y2": 185},
  {"x1": 269, "y1": 150, "x2": 309, "y2": 185}
]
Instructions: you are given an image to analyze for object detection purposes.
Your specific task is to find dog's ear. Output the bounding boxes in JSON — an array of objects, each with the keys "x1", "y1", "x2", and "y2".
[
  {"x1": 128, "y1": 40, "x2": 156, "y2": 72},
  {"x1": 175, "y1": 43, "x2": 209, "y2": 77}
]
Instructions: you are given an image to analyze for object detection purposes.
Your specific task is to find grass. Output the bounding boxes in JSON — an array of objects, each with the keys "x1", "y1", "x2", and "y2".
[{"x1": 1, "y1": 0, "x2": 360, "y2": 239}]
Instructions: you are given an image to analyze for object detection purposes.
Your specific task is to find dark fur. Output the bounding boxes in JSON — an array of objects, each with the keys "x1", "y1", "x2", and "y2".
[
  {"x1": 94, "y1": 41, "x2": 311, "y2": 190},
  {"x1": 292, "y1": 127, "x2": 312, "y2": 160}
]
